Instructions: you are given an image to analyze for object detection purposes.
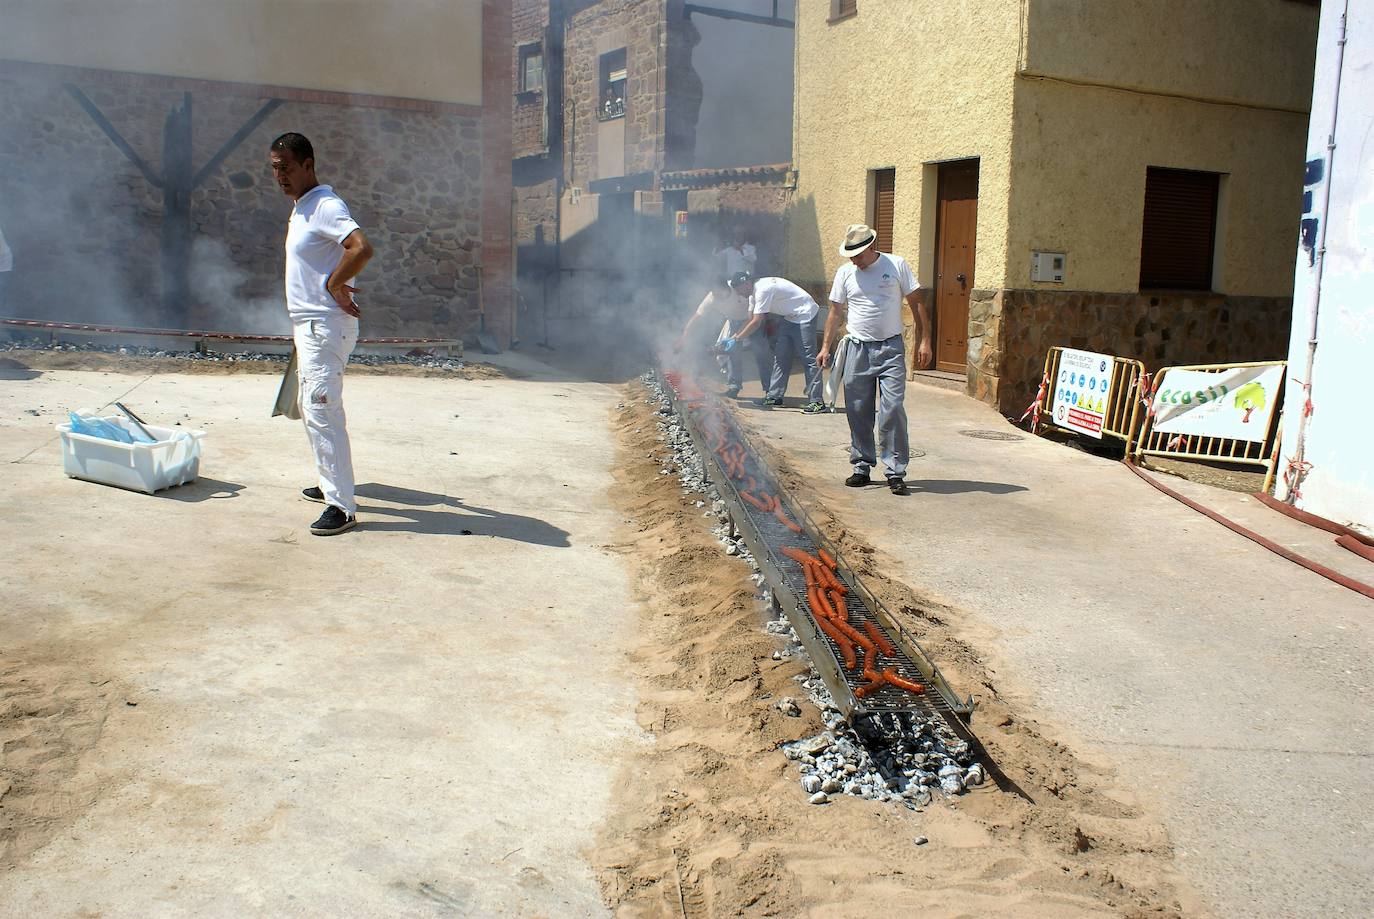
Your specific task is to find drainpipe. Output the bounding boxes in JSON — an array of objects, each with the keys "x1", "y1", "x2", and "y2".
[{"x1": 1287, "y1": 0, "x2": 1349, "y2": 504}]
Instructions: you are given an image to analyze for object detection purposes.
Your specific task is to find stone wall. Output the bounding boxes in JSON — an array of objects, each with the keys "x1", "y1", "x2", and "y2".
[
  {"x1": 564, "y1": 0, "x2": 665, "y2": 185},
  {"x1": 968, "y1": 288, "x2": 1294, "y2": 413},
  {"x1": 0, "y1": 61, "x2": 498, "y2": 340},
  {"x1": 512, "y1": 0, "x2": 550, "y2": 158}
]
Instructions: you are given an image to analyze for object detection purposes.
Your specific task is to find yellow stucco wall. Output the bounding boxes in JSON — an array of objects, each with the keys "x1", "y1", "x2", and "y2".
[
  {"x1": 789, "y1": 0, "x2": 1318, "y2": 299},
  {"x1": 1023, "y1": 0, "x2": 1317, "y2": 113},
  {"x1": 1006, "y1": 78, "x2": 1311, "y2": 295},
  {"x1": 0, "y1": 0, "x2": 483, "y2": 105},
  {"x1": 786, "y1": 0, "x2": 1021, "y2": 292}
]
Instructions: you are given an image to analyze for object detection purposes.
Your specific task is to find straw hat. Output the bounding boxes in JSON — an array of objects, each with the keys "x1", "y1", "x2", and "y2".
[{"x1": 838, "y1": 224, "x2": 878, "y2": 257}]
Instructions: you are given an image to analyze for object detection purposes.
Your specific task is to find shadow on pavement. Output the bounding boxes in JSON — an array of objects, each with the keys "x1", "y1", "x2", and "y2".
[
  {"x1": 908, "y1": 479, "x2": 1028, "y2": 496},
  {"x1": 356, "y1": 482, "x2": 571, "y2": 547},
  {"x1": 161, "y1": 477, "x2": 246, "y2": 501}
]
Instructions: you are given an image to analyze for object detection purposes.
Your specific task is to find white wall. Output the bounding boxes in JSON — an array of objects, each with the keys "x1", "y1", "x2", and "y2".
[{"x1": 1279, "y1": 0, "x2": 1374, "y2": 533}]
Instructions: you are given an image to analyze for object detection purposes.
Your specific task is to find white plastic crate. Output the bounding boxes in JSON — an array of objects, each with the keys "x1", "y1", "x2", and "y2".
[{"x1": 57, "y1": 416, "x2": 207, "y2": 494}]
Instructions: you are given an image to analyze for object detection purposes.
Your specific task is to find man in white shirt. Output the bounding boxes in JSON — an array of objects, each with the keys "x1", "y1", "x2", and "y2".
[
  {"x1": 672, "y1": 280, "x2": 771, "y2": 397},
  {"x1": 722, "y1": 272, "x2": 824, "y2": 412},
  {"x1": 819, "y1": 224, "x2": 932, "y2": 495},
  {"x1": 270, "y1": 132, "x2": 374, "y2": 535}
]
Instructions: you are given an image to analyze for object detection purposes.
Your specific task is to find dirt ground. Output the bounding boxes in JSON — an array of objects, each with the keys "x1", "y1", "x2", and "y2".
[{"x1": 591, "y1": 382, "x2": 1203, "y2": 918}]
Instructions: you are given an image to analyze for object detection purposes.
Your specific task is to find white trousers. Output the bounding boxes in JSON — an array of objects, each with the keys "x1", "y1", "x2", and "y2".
[{"x1": 293, "y1": 316, "x2": 359, "y2": 515}]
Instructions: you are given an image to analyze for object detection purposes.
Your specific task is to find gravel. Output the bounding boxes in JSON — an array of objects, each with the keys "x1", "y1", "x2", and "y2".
[{"x1": 1, "y1": 337, "x2": 470, "y2": 372}]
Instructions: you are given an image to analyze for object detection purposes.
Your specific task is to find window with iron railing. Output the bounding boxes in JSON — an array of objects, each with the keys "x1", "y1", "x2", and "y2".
[{"x1": 598, "y1": 48, "x2": 626, "y2": 121}]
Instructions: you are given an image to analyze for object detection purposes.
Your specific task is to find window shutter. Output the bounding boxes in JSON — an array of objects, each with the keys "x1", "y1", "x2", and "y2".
[
  {"x1": 873, "y1": 168, "x2": 895, "y2": 254},
  {"x1": 1139, "y1": 167, "x2": 1219, "y2": 290}
]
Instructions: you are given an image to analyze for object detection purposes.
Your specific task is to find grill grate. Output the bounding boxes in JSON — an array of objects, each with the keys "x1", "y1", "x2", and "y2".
[{"x1": 659, "y1": 371, "x2": 973, "y2": 719}]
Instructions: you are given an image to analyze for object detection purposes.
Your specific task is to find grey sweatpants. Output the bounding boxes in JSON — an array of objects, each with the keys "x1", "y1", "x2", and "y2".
[
  {"x1": 768, "y1": 315, "x2": 822, "y2": 403},
  {"x1": 842, "y1": 334, "x2": 909, "y2": 479}
]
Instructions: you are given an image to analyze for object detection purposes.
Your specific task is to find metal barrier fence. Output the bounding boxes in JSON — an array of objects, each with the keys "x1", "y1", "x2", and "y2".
[
  {"x1": 1132, "y1": 361, "x2": 1287, "y2": 490},
  {"x1": 1035, "y1": 347, "x2": 1146, "y2": 446}
]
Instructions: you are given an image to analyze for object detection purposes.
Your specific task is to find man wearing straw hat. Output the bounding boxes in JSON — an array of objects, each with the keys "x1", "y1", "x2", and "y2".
[{"x1": 818, "y1": 224, "x2": 931, "y2": 495}]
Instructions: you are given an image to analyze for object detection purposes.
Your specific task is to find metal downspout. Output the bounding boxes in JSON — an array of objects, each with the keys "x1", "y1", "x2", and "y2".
[{"x1": 1287, "y1": 1, "x2": 1350, "y2": 504}]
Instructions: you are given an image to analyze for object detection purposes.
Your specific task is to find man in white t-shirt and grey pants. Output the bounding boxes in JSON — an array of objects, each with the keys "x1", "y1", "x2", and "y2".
[
  {"x1": 819, "y1": 224, "x2": 932, "y2": 495},
  {"x1": 270, "y1": 132, "x2": 374, "y2": 535},
  {"x1": 721, "y1": 272, "x2": 824, "y2": 412}
]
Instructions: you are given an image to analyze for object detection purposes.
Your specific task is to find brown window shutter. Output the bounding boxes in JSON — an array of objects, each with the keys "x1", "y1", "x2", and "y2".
[
  {"x1": 873, "y1": 168, "x2": 895, "y2": 254},
  {"x1": 1139, "y1": 167, "x2": 1219, "y2": 290},
  {"x1": 838, "y1": 0, "x2": 858, "y2": 15}
]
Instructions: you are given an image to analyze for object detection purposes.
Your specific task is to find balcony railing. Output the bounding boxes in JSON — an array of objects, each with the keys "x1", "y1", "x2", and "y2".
[{"x1": 597, "y1": 97, "x2": 625, "y2": 121}]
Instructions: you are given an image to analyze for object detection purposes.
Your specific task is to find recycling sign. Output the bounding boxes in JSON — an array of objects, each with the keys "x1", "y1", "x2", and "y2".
[{"x1": 1051, "y1": 348, "x2": 1114, "y2": 438}]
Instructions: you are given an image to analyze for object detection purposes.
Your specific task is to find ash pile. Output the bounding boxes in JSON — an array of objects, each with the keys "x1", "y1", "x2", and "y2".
[
  {"x1": 643, "y1": 370, "x2": 984, "y2": 810},
  {"x1": 1, "y1": 337, "x2": 468, "y2": 371}
]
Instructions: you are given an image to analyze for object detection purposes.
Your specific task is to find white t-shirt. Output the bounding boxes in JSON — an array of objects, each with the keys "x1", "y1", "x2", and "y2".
[
  {"x1": 695, "y1": 288, "x2": 750, "y2": 322},
  {"x1": 284, "y1": 184, "x2": 362, "y2": 323},
  {"x1": 750, "y1": 277, "x2": 819, "y2": 324},
  {"x1": 740, "y1": 243, "x2": 757, "y2": 274},
  {"x1": 828, "y1": 252, "x2": 919, "y2": 341},
  {"x1": 715, "y1": 245, "x2": 746, "y2": 280},
  {"x1": 0, "y1": 226, "x2": 12, "y2": 273}
]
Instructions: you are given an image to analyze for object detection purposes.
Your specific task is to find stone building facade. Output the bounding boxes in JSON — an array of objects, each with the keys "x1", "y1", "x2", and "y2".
[
  {"x1": 510, "y1": 0, "x2": 792, "y2": 331},
  {"x1": 0, "y1": 1, "x2": 513, "y2": 345}
]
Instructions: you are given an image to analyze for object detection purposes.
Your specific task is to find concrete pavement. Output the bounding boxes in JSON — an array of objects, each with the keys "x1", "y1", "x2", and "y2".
[
  {"x1": 732, "y1": 380, "x2": 1373, "y2": 919},
  {"x1": 0, "y1": 354, "x2": 645, "y2": 916}
]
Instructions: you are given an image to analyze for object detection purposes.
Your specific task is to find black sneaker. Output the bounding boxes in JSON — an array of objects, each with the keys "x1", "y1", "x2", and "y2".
[
  {"x1": 724, "y1": 384, "x2": 742, "y2": 398},
  {"x1": 801, "y1": 401, "x2": 826, "y2": 414},
  {"x1": 302, "y1": 486, "x2": 325, "y2": 503},
  {"x1": 844, "y1": 472, "x2": 871, "y2": 487},
  {"x1": 310, "y1": 505, "x2": 357, "y2": 536},
  {"x1": 887, "y1": 477, "x2": 910, "y2": 496},
  {"x1": 760, "y1": 396, "x2": 782, "y2": 407}
]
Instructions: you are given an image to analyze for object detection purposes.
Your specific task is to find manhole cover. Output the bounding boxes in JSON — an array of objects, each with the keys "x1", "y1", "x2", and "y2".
[{"x1": 959, "y1": 430, "x2": 1024, "y2": 442}]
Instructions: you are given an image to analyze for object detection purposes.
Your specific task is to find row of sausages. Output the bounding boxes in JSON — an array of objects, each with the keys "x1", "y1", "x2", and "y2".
[
  {"x1": 663, "y1": 370, "x2": 925, "y2": 701},
  {"x1": 781, "y1": 546, "x2": 927, "y2": 700}
]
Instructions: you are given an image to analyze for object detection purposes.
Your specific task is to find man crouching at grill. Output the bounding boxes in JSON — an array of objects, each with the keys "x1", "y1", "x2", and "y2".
[{"x1": 269, "y1": 132, "x2": 373, "y2": 535}]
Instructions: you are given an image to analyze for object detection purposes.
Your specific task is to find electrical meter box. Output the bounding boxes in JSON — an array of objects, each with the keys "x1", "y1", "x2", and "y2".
[{"x1": 1031, "y1": 250, "x2": 1066, "y2": 283}]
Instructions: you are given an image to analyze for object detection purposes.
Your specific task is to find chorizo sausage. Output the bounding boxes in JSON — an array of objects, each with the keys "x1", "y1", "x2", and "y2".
[
  {"x1": 862, "y1": 620, "x2": 897, "y2": 657},
  {"x1": 854, "y1": 678, "x2": 885, "y2": 699},
  {"x1": 882, "y1": 669, "x2": 926, "y2": 695},
  {"x1": 817, "y1": 617, "x2": 856, "y2": 670}
]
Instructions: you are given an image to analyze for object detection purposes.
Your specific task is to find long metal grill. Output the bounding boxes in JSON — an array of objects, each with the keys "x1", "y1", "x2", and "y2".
[{"x1": 660, "y1": 369, "x2": 974, "y2": 719}]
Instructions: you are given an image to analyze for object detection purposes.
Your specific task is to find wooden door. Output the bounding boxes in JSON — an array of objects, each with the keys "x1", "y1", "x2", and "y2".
[{"x1": 933, "y1": 160, "x2": 979, "y2": 373}]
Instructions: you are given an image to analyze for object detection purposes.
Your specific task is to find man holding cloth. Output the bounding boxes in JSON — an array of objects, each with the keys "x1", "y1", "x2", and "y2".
[
  {"x1": 819, "y1": 225, "x2": 931, "y2": 495},
  {"x1": 270, "y1": 132, "x2": 373, "y2": 535}
]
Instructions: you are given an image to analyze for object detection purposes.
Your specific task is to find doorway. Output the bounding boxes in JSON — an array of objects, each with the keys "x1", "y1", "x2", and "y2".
[{"x1": 933, "y1": 159, "x2": 978, "y2": 373}]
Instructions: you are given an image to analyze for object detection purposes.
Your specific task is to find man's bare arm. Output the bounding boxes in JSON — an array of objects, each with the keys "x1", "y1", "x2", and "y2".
[
  {"x1": 906, "y1": 288, "x2": 932, "y2": 370},
  {"x1": 729, "y1": 313, "x2": 766, "y2": 341},
  {"x1": 327, "y1": 229, "x2": 374, "y2": 318},
  {"x1": 818, "y1": 300, "x2": 846, "y2": 368}
]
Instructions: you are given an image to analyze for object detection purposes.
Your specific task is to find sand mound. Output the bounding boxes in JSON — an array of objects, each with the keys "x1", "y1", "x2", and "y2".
[{"x1": 591, "y1": 382, "x2": 1202, "y2": 917}]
